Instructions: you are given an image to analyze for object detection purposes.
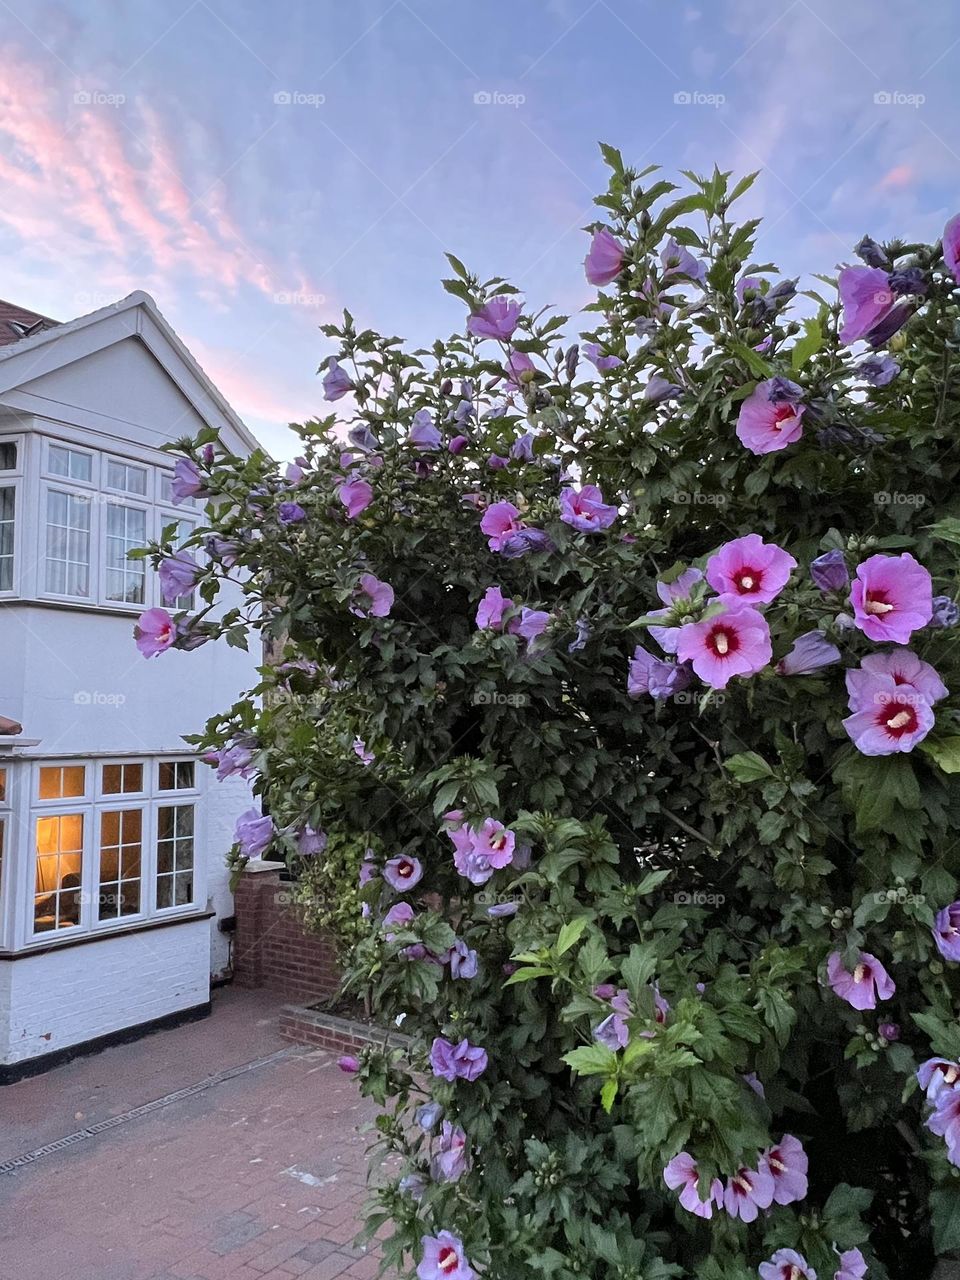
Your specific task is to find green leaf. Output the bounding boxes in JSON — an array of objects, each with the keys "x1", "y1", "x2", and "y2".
[
  {"x1": 503, "y1": 966, "x2": 554, "y2": 986},
  {"x1": 919, "y1": 735, "x2": 960, "y2": 773},
  {"x1": 556, "y1": 917, "x2": 590, "y2": 956},
  {"x1": 724, "y1": 752, "x2": 774, "y2": 783},
  {"x1": 932, "y1": 1186, "x2": 960, "y2": 1252},
  {"x1": 562, "y1": 1044, "x2": 618, "y2": 1077},
  {"x1": 726, "y1": 341, "x2": 775, "y2": 379},
  {"x1": 600, "y1": 1079, "x2": 618, "y2": 1113},
  {"x1": 791, "y1": 316, "x2": 823, "y2": 370},
  {"x1": 925, "y1": 518, "x2": 960, "y2": 547},
  {"x1": 444, "y1": 252, "x2": 469, "y2": 280}
]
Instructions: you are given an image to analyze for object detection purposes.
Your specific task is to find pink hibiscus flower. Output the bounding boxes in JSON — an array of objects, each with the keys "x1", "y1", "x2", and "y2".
[
  {"x1": 943, "y1": 213, "x2": 960, "y2": 284},
  {"x1": 842, "y1": 673, "x2": 935, "y2": 755},
  {"x1": 662, "y1": 1152, "x2": 723, "y2": 1219},
  {"x1": 676, "y1": 607, "x2": 772, "y2": 689},
  {"x1": 480, "y1": 500, "x2": 524, "y2": 551},
  {"x1": 846, "y1": 650, "x2": 947, "y2": 709},
  {"x1": 135, "y1": 608, "x2": 177, "y2": 658},
  {"x1": 476, "y1": 586, "x2": 514, "y2": 630},
  {"x1": 584, "y1": 227, "x2": 624, "y2": 286},
  {"x1": 338, "y1": 478, "x2": 373, "y2": 519},
  {"x1": 826, "y1": 951, "x2": 895, "y2": 1010},
  {"x1": 705, "y1": 534, "x2": 797, "y2": 606},
  {"x1": 849, "y1": 553, "x2": 933, "y2": 643},
  {"x1": 736, "y1": 380, "x2": 806, "y2": 454}
]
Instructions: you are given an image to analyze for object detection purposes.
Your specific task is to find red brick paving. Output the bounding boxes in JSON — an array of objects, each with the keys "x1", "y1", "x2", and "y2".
[{"x1": 0, "y1": 991, "x2": 397, "y2": 1280}]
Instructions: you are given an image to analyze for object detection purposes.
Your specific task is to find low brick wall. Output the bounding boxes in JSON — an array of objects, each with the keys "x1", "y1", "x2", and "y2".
[
  {"x1": 279, "y1": 1004, "x2": 410, "y2": 1057},
  {"x1": 233, "y1": 862, "x2": 342, "y2": 1004}
]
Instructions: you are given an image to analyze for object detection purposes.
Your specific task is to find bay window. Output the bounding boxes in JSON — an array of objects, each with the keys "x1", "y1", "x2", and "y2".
[
  {"x1": 0, "y1": 437, "x2": 21, "y2": 594},
  {"x1": 44, "y1": 488, "x2": 92, "y2": 598},
  {"x1": 104, "y1": 501, "x2": 147, "y2": 604},
  {"x1": 25, "y1": 756, "x2": 200, "y2": 942}
]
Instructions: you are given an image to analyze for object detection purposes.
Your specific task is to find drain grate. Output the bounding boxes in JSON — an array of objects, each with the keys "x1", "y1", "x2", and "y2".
[{"x1": 0, "y1": 1045, "x2": 304, "y2": 1175}]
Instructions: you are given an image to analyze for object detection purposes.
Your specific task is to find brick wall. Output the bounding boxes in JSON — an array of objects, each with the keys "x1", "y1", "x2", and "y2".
[{"x1": 233, "y1": 864, "x2": 342, "y2": 1004}]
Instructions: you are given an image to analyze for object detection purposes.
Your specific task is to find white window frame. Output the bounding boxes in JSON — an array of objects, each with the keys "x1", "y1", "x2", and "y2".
[
  {"x1": 40, "y1": 481, "x2": 97, "y2": 603},
  {"x1": 104, "y1": 456, "x2": 152, "y2": 502},
  {"x1": 42, "y1": 440, "x2": 97, "y2": 489},
  {"x1": 101, "y1": 496, "x2": 150, "y2": 609},
  {"x1": 0, "y1": 764, "x2": 10, "y2": 948},
  {"x1": 22, "y1": 757, "x2": 202, "y2": 946},
  {"x1": 0, "y1": 435, "x2": 24, "y2": 598}
]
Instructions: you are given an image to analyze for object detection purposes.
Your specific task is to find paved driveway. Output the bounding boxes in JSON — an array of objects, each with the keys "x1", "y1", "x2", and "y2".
[{"x1": 0, "y1": 990, "x2": 393, "y2": 1280}]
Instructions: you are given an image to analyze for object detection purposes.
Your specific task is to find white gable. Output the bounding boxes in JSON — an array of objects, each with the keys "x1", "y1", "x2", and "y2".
[{"x1": 15, "y1": 337, "x2": 208, "y2": 449}]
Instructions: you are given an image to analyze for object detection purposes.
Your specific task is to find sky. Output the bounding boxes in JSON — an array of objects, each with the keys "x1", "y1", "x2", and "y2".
[{"x1": 1, "y1": 0, "x2": 957, "y2": 457}]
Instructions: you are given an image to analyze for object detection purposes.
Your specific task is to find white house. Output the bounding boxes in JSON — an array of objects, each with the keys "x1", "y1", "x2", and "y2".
[{"x1": 0, "y1": 292, "x2": 261, "y2": 1080}]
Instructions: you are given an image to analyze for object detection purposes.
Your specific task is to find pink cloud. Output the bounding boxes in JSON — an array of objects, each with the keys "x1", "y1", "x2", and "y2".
[
  {"x1": 878, "y1": 164, "x2": 915, "y2": 191},
  {"x1": 0, "y1": 45, "x2": 326, "y2": 310}
]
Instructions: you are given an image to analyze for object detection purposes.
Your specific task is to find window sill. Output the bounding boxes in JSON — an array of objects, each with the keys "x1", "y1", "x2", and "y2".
[
  {"x1": 0, "y1": 597, "x2": 145, "y2": 618},
  {"x1": 0, "y1": 908, "x2": 215, "y2": 959}
]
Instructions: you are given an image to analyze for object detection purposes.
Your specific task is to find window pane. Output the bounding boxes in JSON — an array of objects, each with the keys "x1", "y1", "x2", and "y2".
[
  {"x1": 34, "y1": 813, "x2": 84, "y2": 932},
  {"x1": 159, "y1": 761, "x2": 195, "y2": 790},
  {"x1": 106, "y1": 460, "x2": 147, "y2": 496},
  {"x1": 39, "y1": 765, "x2": 85, "y2": 800},
  {"x1": 156, "y1": 803, "x2": 194, "y2": 909},
  {"x1": 0, "y1": 442, "x2": 16, "y2": 470},
  {"x1": 0, "y1": 768, "x2": 6, "y2": 802},
  {"x1": 104, "y1": 503, "x2": 146, "y2": 604},
  {"x1": 102, "y1": 763, "x2": 143, "y2": 794},
  {"x1": 0, "y1": 487, "x2": 14, "y2": 591},
  {"x1": 45, "y1": 490, "x2": 91, "y2": 597},
  {"x1": 0, "y1": 818, "x2": 4, "y2": 901},
  {"x1": 98, "y1": 808, "x2": 142, "y2": 920},
  {"x1": 48, "y1": 445, "x2": 92, "y2": 483}
]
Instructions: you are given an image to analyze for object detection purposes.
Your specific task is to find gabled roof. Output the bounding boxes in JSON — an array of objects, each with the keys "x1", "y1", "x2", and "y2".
[
  {"x1": 0, "y1": 291, "x2": 263, "y2": 456},
  {"x1": 0, "y1": 299, "x2": 60, "y2": 347}
]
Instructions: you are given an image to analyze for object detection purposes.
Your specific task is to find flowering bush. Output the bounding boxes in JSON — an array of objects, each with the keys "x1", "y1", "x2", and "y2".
[{"x1": 137, "y1": 148, "x2": 960, "y2": 1279}]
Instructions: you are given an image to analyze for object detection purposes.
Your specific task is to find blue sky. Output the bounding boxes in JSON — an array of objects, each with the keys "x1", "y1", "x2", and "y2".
[{"x1": 1, "y1": 0, "x2": 957, "y2": 456}]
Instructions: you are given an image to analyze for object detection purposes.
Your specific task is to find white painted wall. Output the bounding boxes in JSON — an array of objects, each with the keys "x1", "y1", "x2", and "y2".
[{"x1": 0, "y1": 917, "x2": 210, "y2": 1067}]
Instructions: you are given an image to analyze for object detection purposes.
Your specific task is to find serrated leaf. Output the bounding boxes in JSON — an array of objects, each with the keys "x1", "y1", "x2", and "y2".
[{"x1": 724, "y1": 751, "x2": 774, "y2": 782}]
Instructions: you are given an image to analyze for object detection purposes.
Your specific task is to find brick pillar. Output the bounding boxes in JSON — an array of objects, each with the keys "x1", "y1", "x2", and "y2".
[{"x1": 233, "y1": 860, "x2": 284, "y2": 988}]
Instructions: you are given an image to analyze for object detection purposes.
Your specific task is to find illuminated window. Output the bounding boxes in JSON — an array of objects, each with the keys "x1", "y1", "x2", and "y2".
[
  {"x1": 98, "y1": 809, "x2": 142, "y2": 920},
  {"x1": 38, "y1": 765, "x2": 85, "y2": 800},
  {"x1": 156, "y1": 804, "x2": 195, "y2": 909},
  {"x1": 34, "y1": 813, "x2": 84, "y2": 932},
  {"x1": 102, "y1": 763, "x2": 143, "y2": 795},
  {"x1": 158, "y1": 761, "x2": 195, "y2": 791}
]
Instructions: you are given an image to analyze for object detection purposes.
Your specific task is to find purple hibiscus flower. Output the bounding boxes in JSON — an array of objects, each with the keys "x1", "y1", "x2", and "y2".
[
  {"x1": 234, "y1": 808, "x2": 274, "y2": 858},
  {"x1": 480, "y1": 500, "x2": 524, "y2": 551},
  {"x1": 838, "y1": 265, "x2": 911, "y2": 345},
  {"x1": 382, "y1": 901, "x2": 415, "y2": 934},
  {"x1": 472, "y1": 818, "x2": 515, "y2": 868},
  {"x1": 432, "y1": 1122, "x2": 471, "y2": 1182},
  {"x1": 918, "y1": 1057, "x2": 960, "y2": 1102},
  {"x1": 859, "y1": 353, "x2": 900, "y2": 386},
  {"x1": 510, "y1": 607, "x2": 550, "y2": 646},
  {"x1": 810, "y1": 549, "x2": 849, "y2": 592},
  {"x1": 158, "y1": 551, "x2": 201, "y2": 605},
  {"x1": 842, "y1": 673, "x2": 935, "y2": 756},
  {"x1": 476, "y1": 585, "x2": 514, "y2": 631},
  {"x1": 467, "y1": 296, "x2": 521, "y2": 340},
  {"x1": 834, "y1": 1247, "x2": 867, "y2": 1280},
  {"x1": 944, "y1": 213, "x2": 960, "y2": 284},
  {"x1": 761, "y1": 1134, "x2": 808, "y2": 1205},
  {"x1": 322, "y1": 357, "x2": 353, "y2": 401},
  {"x1": 663, "y1": 1152, "x2": 723, "y2": 1219},
  {"x1": 582, "y1": 342, "x2": 622, "y2": 371},
  {"x1": 297, "y1": 825, "x2": 327, "y2": 857},
  {"x1": 278, "y1": 501, "x2": 306, "y2": 525},
  {"x1": 826, "y1": 951, "x2": 895, "y2": 1009},
  {"x1": 417, "y1": 1232, "x2": 474, "y2": 1280},
  {"x1": 934, "y1": 902, "x2": 960, "y2": 962},
  {"x1": 444, "y1": 939, "x2": 478, "y2": 979},
  {"x1": 429, "y1": 1037, "x2": 488, "y2": 1082},
  {"x1": 928, "y1": 1087, "x2": 960, "y2": 1166},
  {"x1": 410, "y1": 409, "x2": 442, "y2": 451},
  {"x1": 338, "y1": 478, "x2": 373, "y2": 519},
  {"x1": 661, "y1": 237, "x2": 706, "y2": 283},
  {"x1": 644, "y1": 374, "x2": 683, "y2": 403},
  {"x1": 171, "y1": 457, "x2": 208, "y2": 505},
  {"x1": 776, "y1": 631, "x2": 841, "y2": 676},
  {"x1": 846, "y1": 650, "x2": 947, "y2": 708},
  {"x1": 383, "y1": 855, "x2": 423, "y2": 892},
  {"x1": 135, "y1": 608, "x2": 177, "y2": 659},
  {"x1": 759, "y1": 1249, "x2": 817, "y2": 1280},
  {"x1": 500, "y1": 527, "x2": 555, "y2": 559},
  {"x1": 627, "y1": 645, "x2": 693, "y2": 700},
  {"x1": 559, "y1": 484, "x2": 618, "y2": 532},
  {"x1": 352, "y1": 572, "x2": 394, "y2": 619},
  {"x1": 584, "y1": 227, "x2": 624, "y2": 286},
  {"x1": 676, "y1": 607, "x2": 772, "y2": 690},
  {"x1": 723, "y1": 1164, "x2": 775, "y2": 1222}
]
